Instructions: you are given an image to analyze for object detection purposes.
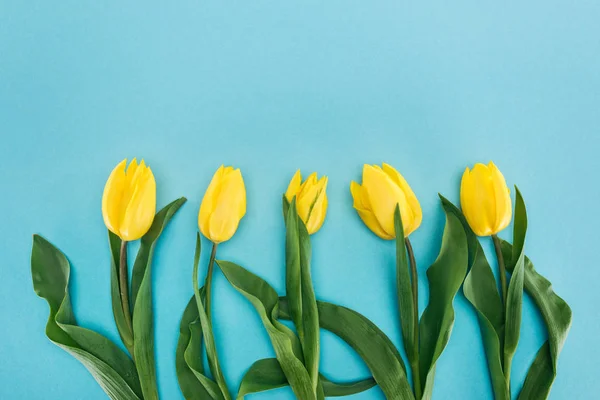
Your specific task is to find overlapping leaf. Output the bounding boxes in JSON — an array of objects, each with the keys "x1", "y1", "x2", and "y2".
[
  {"x1": 285, "y1": 199, "x2": 321, "y2": 394},
  {"x1": 441, "y1": 196, "x2": 508, "y2": 400},
  {"x1": 418, "y1": 199, "x2": 468, "y2": 400},
  {"x1": 500, "y1": 242, "x2": 572, "y2": 400},
  {"x1": 393, "y1": 206, "x2": 417, "y2": 388},
  {"x1": 217, "y1": 260, "x2": 316, "y2": 400},
  {"x1": 132, "y1": 197, "x2": 187, "y2": 400},
  {"x1": 31, "y1": 235, "x2": 142, "y2": 400},
  {"x1": 176, "y1": 294, "x2": 214, "y2": 400},
  {"x1": 502, "y1": 188, "x2": 527, "y2": 388},
  {"x1": 191, "y1": 234, "x2": 232, "y2": 400}
]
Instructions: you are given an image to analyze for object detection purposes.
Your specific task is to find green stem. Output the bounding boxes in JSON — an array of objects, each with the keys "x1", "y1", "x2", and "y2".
[
  {"x1": 119, "y1": 240, "x2": 134, "y2": 359},
  {"x1": 492, "y1": 234, "x2": 508, "y2": 306},
  {"x1": 204, "y1": 243, "x2": 218, "y2": 322},
  {"x1": 492, "y1": 234, "x2": 510, "y2": 391},
  {"x1": 406, "y1": 238, "x2": 421, "y2": 400}
]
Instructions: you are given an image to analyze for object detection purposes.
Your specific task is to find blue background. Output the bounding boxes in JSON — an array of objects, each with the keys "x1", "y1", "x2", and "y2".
[{"x1": 1, "y1": 1, "x2": 598, "y2": 399}]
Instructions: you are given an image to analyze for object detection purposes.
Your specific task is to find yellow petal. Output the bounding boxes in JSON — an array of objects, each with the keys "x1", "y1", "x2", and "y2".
[
  {"x1": 382, "y1": 163, "x2": 422, "y2": 236},
  {"x1": 489, "y1": 162, "x2": 512, "y2": 234},
  {"x1": 207, "y1": 168, "x2": 246, "y2": 243},
  {"x1": 362, "y1": 164, "x2": 412, "y2": 237},
  {"x1": 199, "y1": 166, "x2": 225, "y2": 238},
  {"x1": 120, "y1": 167, "x2": 156, "y2": 241},
  {"x1": 305, "y1": 178, "x2": 328, "y2": 234},
  {"x1": 296, "y1": 173, "x2": 322, "y2": 223},
  {"x1": 102, "y1": 159, "x2": 127, "y2": 236},
  {"x1": 285, "y1": 170, "x2": 302, "y2": 202}
]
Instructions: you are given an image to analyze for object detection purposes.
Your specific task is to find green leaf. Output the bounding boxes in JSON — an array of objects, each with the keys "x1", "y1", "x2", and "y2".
[
  {"x1": 217, "y1": 260, "x2": 317, "y2": 400},
  {"x1": 237, "y1": 358, "x2": 375, "y2": 399},
  {"x1": 176, "y1": 293, "x2": 214, "y2": 400},
  {"x1": 132, "y1": 197, "x2": 186, "y2": 400},
  {"x1": 418, "y1": 199, "x2": 468, "y2": 400},
  {"x1": 500, "y1": 243, "x2": 572, "y2": 400},
  {"x1": 192, "y1": 234, "x2": 231, "y2": 400},
  {"x1": 285, "y1": 199, "x2": 321, "y2": 393},
  {"x1": 440, "y1": 196, "x2": 508, "y2": 400},
  {"x1": 280, "y1": 297, "x2": 414, "y2": 400},
  {"x1": 503, "y1": 188, "x2": 527, "y2": 386},
  {"x1": 393, "y1": 206, "x2": 417, "y2": 384},
  {"x1": 394, "y1": 205, "x2": 419, "y2": 374},
  {"x1": 108, "y1": 231, "x2": 134, "y2": 355},
  {"x1": 31, "y1": 235, "x2": 142, "y2": 400}
]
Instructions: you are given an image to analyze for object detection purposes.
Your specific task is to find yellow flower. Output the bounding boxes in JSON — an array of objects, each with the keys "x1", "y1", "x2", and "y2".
[
  {"x1": 199, "y1": 165, "x2": 246, "y2": 243},
  {"x1": 350, "y1": 163, "x2": 422, "y2": 240},
  {"x1": 102, "y1": 158, "x2": 156, "y2": 241},
  {"x1": 285, "y1": 170, "x2": 328, "y2": 235},
  {"x1": 460, "y1": 161, "x2": 512, "y2": 236}
]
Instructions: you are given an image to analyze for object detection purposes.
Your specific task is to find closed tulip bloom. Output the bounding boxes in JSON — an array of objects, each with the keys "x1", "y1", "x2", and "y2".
[
  {"x1": 199, "y1": 165, "x2": 246, "y2": 243},
  {"x1": 351, "y1": 163, "x2": 422, "y2": 240},
  {"x1": 102, "y1": 158, "x2": 156, "y2": 241},
  {"x1": 460, "y1": 162, "x2": 512, "y2": 237},
  {"x1": 285, "y1": 170, "x2": 328, "y2": 235}
]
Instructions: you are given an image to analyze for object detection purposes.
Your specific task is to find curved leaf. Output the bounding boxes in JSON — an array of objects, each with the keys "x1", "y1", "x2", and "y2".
[
  {"x1": 237, "y1": 358, "x2": 375, "y2": 398},
  {"x1": 192, "y1": 234, "x2": 231, "y2": 400},
  {"x1": 31, "y1": 235, "x2": 142, "y2": 400},
  {"x1": 108, "y1": 231, "x2": 134, "y2": 355},
  {"x1": 500, "y1": 243, "x2": 572, "y2": 400},
  {"x1": 132, "y1": 197, "x2": 187, "y2": 400},
  {"x1": 280, "y1": 297, "x2": 413, "y2": 400},
  {"x1": 503, "y1": 188, "x2": 527, "y2": 385},
  {"x1": 418, "y1": 200, "x2": 468, "y2": 400},
  {"x1": 393, "y1": 206, "x2": 417, "y2": 386},
  {"x1": 440, "y1": 196, "x2": 508, "y2": 400},
  {"x1": 176, "y1": 293, "x2": 214, "y2": 400},
  {"x1": 285, "y1": 199, "x2": 320, "y2": 393},
  {"x1": 217, "y1": 260, "x2": 316, "y2": 400}
]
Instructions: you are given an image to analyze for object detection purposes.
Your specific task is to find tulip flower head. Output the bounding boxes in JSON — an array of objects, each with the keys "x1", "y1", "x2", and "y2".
[
  {"x1": 102, "y1": 158, "x2": 156, "y2": 241},
  {"x1": 460, "y1": 161, "x2": 512, "y2": 237},
  {"x1": 351, "y1": 163, "x2": 422, "y2": 240},
  {"x1": 199, "y1": 165, "x2": 246, "y2": 244},
  {"x1": 285, "y1": 170, "x2": 328, "y2": 235}
]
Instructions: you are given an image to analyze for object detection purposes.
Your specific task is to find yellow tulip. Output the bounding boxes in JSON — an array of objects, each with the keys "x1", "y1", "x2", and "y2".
[
  {"x1": 102, "y1": 158, "x2": 156, "y2": 241},
  {"x1": 199, "y1": 165, "x2": 246, "y2": 243},
  {"x1": 460, "y1": 161, "x2": 512, "y2": 236},
  {"x1": 285, "y1": 170, "x2": 328, "y2": 235},
  {"x1": 350, "y1": 163, "x2": 422, "y2": 239}
]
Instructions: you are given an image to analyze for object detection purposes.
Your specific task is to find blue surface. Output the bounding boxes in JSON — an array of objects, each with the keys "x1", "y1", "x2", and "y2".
[{"x1": 1, "y1": 1, "x2": 598, "y2": 399}]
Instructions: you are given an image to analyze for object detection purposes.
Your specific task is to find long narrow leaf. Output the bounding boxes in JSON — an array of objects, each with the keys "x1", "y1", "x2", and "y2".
[
  {"x1": 31, "y1": 235, "x2": 142, "y2": 400},
  {"x1": 217, "y1": 260, "x2": 316, "y2": 400},
  {"x1": 281, "y1": 297, "x2": 414, "y2": 400},
  {"x1": 132, "y1": 197, "x2": 186, "y2": 400},
  {"x1": 500, "y1": 243, "x2": 572, "y2": 400},
  {"x1": 176, "y1": 293, "x2": 214, "y2": 400},
  {"x1": 441, "y1": 196, "x2": 508, "y2": 400},
  {"x1": 285, "y1": 200, "x2": 321, "y2": 393},
  {"x1": 418, "y1": 199, "x2": 468, "y2": 400},
  {"x1": 237, "y1": 358, "x2": 375, "y2": 398},
  {"x1": 192, "y1": 234, "x2": 231, "y2": 400},
  {"x1": 503, "y1": 188, "x2": 527, "y2": 385},
  {"x1": 394, "y1": 206, "x2": 417, "y2": 376},
  {"x1": 108, "y1": 231, "x2": 134, "y2": 355}
]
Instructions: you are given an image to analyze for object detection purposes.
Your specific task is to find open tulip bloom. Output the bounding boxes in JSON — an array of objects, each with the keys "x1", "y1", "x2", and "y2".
[{"x1": 30, "y1": 159, "x2": 571, "y2": 400}]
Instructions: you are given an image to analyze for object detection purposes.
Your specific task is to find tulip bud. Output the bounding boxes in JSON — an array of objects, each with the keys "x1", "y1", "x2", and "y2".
[
  {"x1": 102, "y1": 158, "x2": 156, "y2": 241},
  {"x1": 285, "y1": 170, "x2": 328, "y2": 235},
  {"x1": 460, "y1": 161, "x2": 512, "y2": 236},
  {"x1": 198, "y1": 165, "x2": 246, "y2": 243},
  {"x1": 350, "y1": 163, "x2": 422, "y2": 239}
]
